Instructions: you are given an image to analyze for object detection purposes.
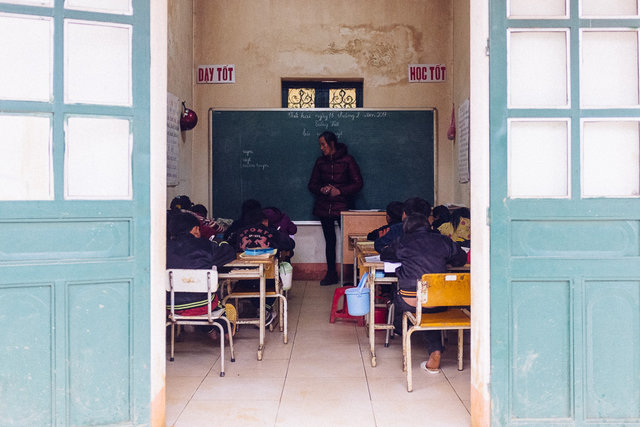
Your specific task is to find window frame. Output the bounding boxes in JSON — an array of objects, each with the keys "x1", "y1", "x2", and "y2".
[{"x1": 281, "y1": 80, "x2": 363, "y2": 108}]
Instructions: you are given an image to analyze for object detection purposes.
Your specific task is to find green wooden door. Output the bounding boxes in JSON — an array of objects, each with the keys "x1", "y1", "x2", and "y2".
[
  {"x1": 0, "y1": 1, "x2": 151, "y2": 425},
  {"x1": 490, "y1": 1, "x2": 640, "y2": 424}
]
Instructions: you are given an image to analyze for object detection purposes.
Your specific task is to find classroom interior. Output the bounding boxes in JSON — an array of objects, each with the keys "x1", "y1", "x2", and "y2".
[{"x1": 165, "y1": 1, "x2": 479, "y2": 425}]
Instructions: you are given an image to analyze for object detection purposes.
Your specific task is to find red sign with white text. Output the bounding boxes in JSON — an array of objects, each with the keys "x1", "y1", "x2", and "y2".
[
  {"x1": 197, "y1": 64, "x2": 235, "y2": 84},
  {"x1": 408, "y1": 64, "x2": 446, "y2": 82}
]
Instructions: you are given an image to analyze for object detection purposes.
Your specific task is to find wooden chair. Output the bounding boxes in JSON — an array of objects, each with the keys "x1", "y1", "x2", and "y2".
[
  {"x1": 402, "y1": 273, "x2": 470, "y2": 392},
  {"x1": 166, "y1": 268, "x2": 235, "y2": 377}
]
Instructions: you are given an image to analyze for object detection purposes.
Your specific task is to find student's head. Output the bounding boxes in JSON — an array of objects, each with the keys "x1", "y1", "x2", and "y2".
[
  {"x1": 386, "y1": 201, "x2": 403, "y2": 224},
  {"x1": 403, "y1": 213, "x2": 429, "y2": 234},
  {"x1": 432, "y1": 205, "x2": 451, "y2": 222},
  {"x1": 431, "y1": 205, "x2": 450, "y2": 227},
  {"x1": 402, "y1": 197, "x2": 431, "y2": 219},
  {"x1": 240, "y1": 199, "x2": 262, "y2": 219},
  {"x1": 169, "y1": 195, "x2": 193, "y2": 211},
  {"x1": 318, "y1": 131, "x2": 337, "y2": 156},
  {"x1": 190, "y1": 204, "x2": 208, "y2": 218},
  {"x1": 244, "y1": 206, "x2": 268, "y2": 226},
  {"x1": 168, "y1": 212, "x2": 201, "y2": 239}
]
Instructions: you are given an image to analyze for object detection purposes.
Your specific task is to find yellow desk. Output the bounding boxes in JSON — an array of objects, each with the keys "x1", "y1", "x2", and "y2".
[
  {"x1": 219, "y1": 253, "x2": 283, "y2": 361},
  {"x1": 348, "y1": 234, "x2": 368, "y2": 285},
  {"x1": 356, "y1": 243, "x2": 397, "y2": 367}
]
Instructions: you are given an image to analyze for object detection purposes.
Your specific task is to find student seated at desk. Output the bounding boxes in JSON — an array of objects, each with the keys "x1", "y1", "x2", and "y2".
[
  {"x1": 366, "y1": 200, "x2": 403, "y2": 241},
  {"x1": 232, "y1": 206, "x2": 294, "y2": 325},
  {"x1": 263, "y1": 206, "x2": 297, "y2": 262},
  {"x1": 166, "y1": 212, "x2": 237, "y2": 336},
  {"x1": 234, "y1": 207, "x2": 294, "y2": 253},
  {"x1": 437, "y1": 207, "x2": 471, "y2": 247},
  {"x1": 189, "y1": 203, "x2": 226, "y2": 241},
  {"x1": 374, "y1": 197, "x2": 432, "y2": 257},
  {"x1": 224, "y1": 198, "x2": 262, "y2": 245},
  {"x1": 381, "y1": 213, "x2": 467, "y2": 373},
  {"x1": 430, "y1": 205, "x2": 451, "y2": 230}
]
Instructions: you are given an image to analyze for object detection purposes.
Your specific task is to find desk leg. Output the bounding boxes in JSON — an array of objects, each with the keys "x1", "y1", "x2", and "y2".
[
  {"x1": 368, "y1": 268, "x2": 377, "y2": 367},
  {"x1": 258, "y1": 267, "x2": 265, "y2": 361},
  {"x1": 353, "y1": 246, "x2": 357, "y2": 286}
]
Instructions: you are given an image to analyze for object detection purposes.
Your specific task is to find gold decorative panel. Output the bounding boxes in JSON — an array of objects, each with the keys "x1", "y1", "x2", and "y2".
[
  {"x1": 287, "y1": 88, "x2": 315, "y2": 108},
  {"x1": 330, "y1": 88, "x2": 356, "y2": 108}
]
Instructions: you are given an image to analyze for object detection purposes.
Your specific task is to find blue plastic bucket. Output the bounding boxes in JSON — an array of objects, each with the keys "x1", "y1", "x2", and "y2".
[{"x1": 346, "y1": 272, "x2": 370, "y2": 316}]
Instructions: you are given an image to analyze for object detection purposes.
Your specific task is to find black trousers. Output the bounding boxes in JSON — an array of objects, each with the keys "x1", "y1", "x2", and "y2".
[
  {"x1": 393, "y1": 294, "x2": 445, "y2": 354},
  {"x1": 320, "y1": 216, "x2": 340, "y2": 272}
]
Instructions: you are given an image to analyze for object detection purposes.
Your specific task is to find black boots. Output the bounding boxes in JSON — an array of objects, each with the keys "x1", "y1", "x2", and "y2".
[{"x1": 320, "y1": 270, "x2": 339, "y2": 286}]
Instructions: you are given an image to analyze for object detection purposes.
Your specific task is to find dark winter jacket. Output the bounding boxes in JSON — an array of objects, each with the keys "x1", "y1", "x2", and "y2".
[
  {"x1": 234, "y1": 223, "x2": 295, "y2": 252},
  {"x1": 380, "y1": 225, "x2": 467, "y2": 299},
  {"x1": 367, "y1": 219, "x2": 401, "y2": 241},
  {"x1": 166, "y1": 233, "x2": 236, "y2": 307},
  {"x1": 374, "y1": 222, "x2": 403, "y2": 256},
  {"x1": 308, "y1": 142, "x2": 363, "y2": 218},
  {"x1": 263, "y1": 207, "x2": 297, "y2": 236}
]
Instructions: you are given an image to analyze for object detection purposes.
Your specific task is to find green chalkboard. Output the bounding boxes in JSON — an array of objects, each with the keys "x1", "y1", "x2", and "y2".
[{"x1": 210, "y1": 109, "x2": 435, "y2": 221}]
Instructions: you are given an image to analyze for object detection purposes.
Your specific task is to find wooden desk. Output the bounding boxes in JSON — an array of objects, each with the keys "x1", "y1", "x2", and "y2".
[
  {"x1": 348, "y1": 234, "x2": 368, "y2": 285},
  {"x1": 219, "y1": 253, "x2": 282, "y2": 361},
  {"x1": 340, "y1": 211, "x2": 386, "y2": 284},
  {"x1": 356, "y1": 243, "x2": 397, "y2": 367}
]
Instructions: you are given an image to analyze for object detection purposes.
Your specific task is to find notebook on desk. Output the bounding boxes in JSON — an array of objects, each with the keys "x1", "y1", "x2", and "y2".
[{"x1": 240, "y1": 248, "x2": 277, "y2": 258}]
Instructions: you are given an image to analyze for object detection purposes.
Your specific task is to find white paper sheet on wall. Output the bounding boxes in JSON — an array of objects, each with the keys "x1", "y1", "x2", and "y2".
[
  {"x1": 457, "y1": 99, "x2": 470, "y2": 183},
  {"x1": 167, "y1": 92, "x2": 180, "y2": 186}
]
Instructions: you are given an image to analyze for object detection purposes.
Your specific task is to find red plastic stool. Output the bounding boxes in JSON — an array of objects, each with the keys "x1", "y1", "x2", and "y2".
[{"x1": 329, "y1": 286, "x2": 365, "y2": 326}]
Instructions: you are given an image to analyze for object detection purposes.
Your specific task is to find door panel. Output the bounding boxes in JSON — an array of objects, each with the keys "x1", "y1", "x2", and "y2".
[
  {"x1": 584, "y1": 280, "x2": 640, "y2": 420},
  {"x1": 0, "y1": 1, "x2": 150, "y2": 425},
  {"x1": 0, "y1": 284, "x2": 53, "y2": 425},
  {"x1": 491, "y1": 0, "x2": 640, "y2": 424}
]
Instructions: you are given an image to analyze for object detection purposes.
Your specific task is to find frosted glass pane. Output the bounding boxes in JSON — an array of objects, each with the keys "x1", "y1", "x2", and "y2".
[
  {"x1": 509, "y1": 0, "x2": 568, "y2": 18},
  {"x1": 581, "y1": 31, "x2": 639, "y2": 107},
  {"x1": 0, "y1": 115, "x2": 52, "y2": 200},
  {"x1": 0, "y1": 0, "x2": 52, "y2": 5},
  {"x1": 65, "y1": 20, "x2": 131, "y2": 106},
  {"x1": 509, "y1": 31, "x2": 569, "y2": 107},
  {"x1": 65, "y1": 116, "x2": 131, "y2": 199},
  {"x1": 582, "y1": 121, "x2": 639, "y2": 197},
  {"x1": 509, "y1": 120, "x2": 569, "y2": 198},
  {"x1": 0, "y1": 14, "x2": 52, "y2": 101},
  {"x1": 65, "y1": 0, "x2": 132, "y2": 15},
  {"x1": 581, "y1": 0, "x2": 638, "y2": 17}
]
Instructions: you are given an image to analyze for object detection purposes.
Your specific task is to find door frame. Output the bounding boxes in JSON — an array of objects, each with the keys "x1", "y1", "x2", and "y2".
[
  {"x1": 150, "y1": 1, "x2": 168, "y2": 425},
  {"x1": 147, "y1": 1, "x2": 494, "y2": 425},
  {"x1": 469, "y1": 1, "x2": 491, "y2": 425}
]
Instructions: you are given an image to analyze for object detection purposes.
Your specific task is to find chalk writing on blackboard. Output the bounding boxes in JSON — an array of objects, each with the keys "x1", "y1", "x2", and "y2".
[{"x1": 241, "y1": 150, "x2": 270, "y2": 170}]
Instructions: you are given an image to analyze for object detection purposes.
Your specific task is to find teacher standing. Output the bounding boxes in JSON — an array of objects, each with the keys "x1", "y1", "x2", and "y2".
[{"x1": 308, "y1": 131, "x2": 363, "y2": 286}]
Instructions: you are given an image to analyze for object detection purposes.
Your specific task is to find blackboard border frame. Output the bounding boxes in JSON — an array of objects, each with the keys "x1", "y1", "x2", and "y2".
[{"x1": 207, "y1": 107, "x2": 439, "y2": 224}]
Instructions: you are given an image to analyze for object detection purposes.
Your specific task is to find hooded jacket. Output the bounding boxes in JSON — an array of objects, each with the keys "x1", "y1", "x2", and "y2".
[
  {"x1": 380, "y1": 225, "x2": 467, "y2": 299},
  {"x1": 308, "y1": 142, "x2": 363, "y2": 218}
]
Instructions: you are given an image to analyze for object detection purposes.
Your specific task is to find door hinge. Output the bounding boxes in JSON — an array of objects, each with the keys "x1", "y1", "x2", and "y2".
[
  {"x1": 486, "y1": 207, "x2": 491, "y2": 226},
  {"x1": 485, "y1": 38, "x2": 490, "y2": 56}
]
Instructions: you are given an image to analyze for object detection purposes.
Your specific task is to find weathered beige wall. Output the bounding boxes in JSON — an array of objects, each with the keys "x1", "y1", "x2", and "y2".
[
  {"x1": 189, "y1": 0, "x2": 462, "y2": 209},
  {"x1": 167, "y1": 0, "x2": 195, "y2": 206},
  {"x1": 452, "y1": 0, "x2": 471, "y2": 207}
]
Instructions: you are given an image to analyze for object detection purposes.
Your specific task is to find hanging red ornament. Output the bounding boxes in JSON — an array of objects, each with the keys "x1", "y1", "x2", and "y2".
[
  {"x1": 180, "y1": 101, "x2": 198, "y2": 131},
  {"x1": 447, "y1": 103, "x2": 456, "y2": 141}
]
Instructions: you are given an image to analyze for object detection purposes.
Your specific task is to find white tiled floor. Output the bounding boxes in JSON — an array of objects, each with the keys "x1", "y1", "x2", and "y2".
[{"x1": 166, "y1": 280, "x2": 471, "y2": 426}]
